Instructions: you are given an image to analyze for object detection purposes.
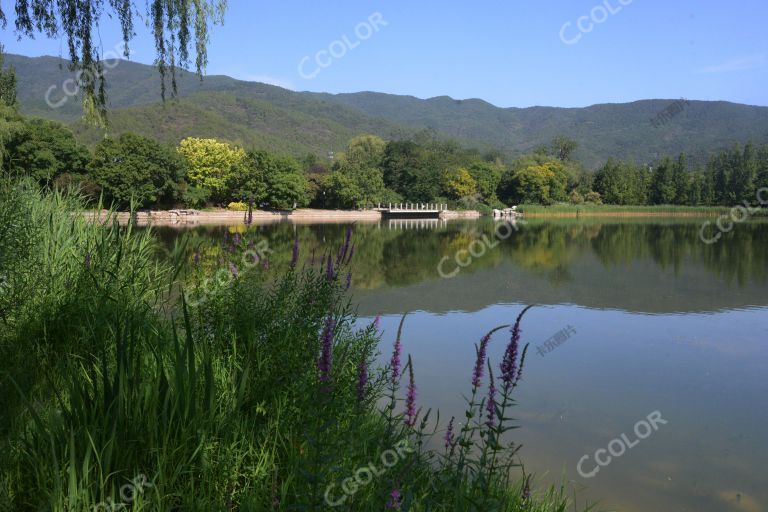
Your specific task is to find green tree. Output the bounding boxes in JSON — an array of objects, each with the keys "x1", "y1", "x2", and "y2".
[
  {"x1": 3, "y1": 118, "x2": 89, "y2": 185},
  {"x1": 263, "y1": 155, "x2": 308, "y2": 209},
  {"x1": 89, "y1": 133, "x2": 184, "y2": 208},
  {"x1": 0, "y1": 48, "x2": 17, "y2": 108},
  {"x1": 443, "y1": 167, "x2": 478, "y2": 199},
  {"x1": 730, "y1": 143, "x2": 758, "y2": 203},
  {"x1": 650, "y1": 158, "x2": 676, "y2": 204},
  {"x1": 328, "y1": 136, "x2": 393, "y2": 208},
  {"x1": 177, "y1": 137, "x2": 246, "y2": 204},
  {"x1": 593, "y1": 160, "x2": 649, "y2": 205},
  {"x1": 345, "y1": 134, "x2": 386, "y2": 169},
  {"x1": 467, "y1": 161, "x2": 503, "y2": 204},
  {"x1": 500, "y1": 155, "x2": 569, "y2": 205},
  {"x1": 671, "y1": 154, "x2": 690, "y2": 205},
  {"x1": 324, "y1": 171, "x2": 362, "y2": 209},
  {"x1": 550, "y1": 135, "x2": 578, "y2": 161}
]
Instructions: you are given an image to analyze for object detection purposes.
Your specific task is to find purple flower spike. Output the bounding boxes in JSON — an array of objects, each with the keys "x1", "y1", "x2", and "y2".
[
  {"x1": 318, "y1": 316, "x2": 335, "y2": 384},
  {"x1": 444, "y1": 417, "x2": 455, "y2": 449},
  {"x1": 263, "y1": 259, "x2": 270, "y2": 271},
  {"x1": 193, "y1": 251, "x2": 200, "y2": 266},
  {"x1": 391, "y1": 314, "x2": 408, "y2": 382},
  {"x1": 356, "y1": 357, "x2": 368, "y2": 402},
  {"x1": 290, "y1": 237, "x2": 300, "y2": 270},
  {"x1": 386, "y1": 488, "x2": 402, "y2": 510},
  {"x1": 233, "y1": 233, "x2": 240, "y2": 246},
  {"x1": 404, "y1": 356, "x2": 417, "y2": 427},
  {"x1": 373, "y1": 315, "x2": 381, "y2": 331},
  {"x1": 345, "y1": 271, "x2": 352, "y2": 290},
  {"x1": 471, "y1": 325, "x2": 509, "y2": 389},
  {"x1": 501, "y1": 306, "x2": 534, "y2": 390},
  {"x1": 390, "y1": 338, "x2": 402, "y2": 381},
  {"x1": 472, "y1": 333, "x2": 492, "y2": 389},
  {"x1": 229, "y1": 262, "x2": 239, "y2": 278},
  {"x1": 485, "y1": 373, "x2": 497, "y2": 428}
]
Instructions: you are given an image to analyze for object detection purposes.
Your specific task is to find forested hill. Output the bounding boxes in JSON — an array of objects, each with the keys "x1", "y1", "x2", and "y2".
[{"x1": 8, "y1": 53, "x2": 768, "y2": 167}]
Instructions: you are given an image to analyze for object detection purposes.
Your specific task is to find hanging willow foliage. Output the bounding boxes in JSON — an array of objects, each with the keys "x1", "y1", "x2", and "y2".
[{"x1": 0, "y1": 0, "x2": 227, "y2": 124}]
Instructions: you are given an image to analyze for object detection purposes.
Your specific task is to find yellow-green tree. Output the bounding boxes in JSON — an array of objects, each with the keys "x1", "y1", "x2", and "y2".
[
  {"x1": 177, "y1": 138, "x2": 246, "y2": 203},
  {"x1": 443, "y1": 167, "x2": 478, "y2": 199}
]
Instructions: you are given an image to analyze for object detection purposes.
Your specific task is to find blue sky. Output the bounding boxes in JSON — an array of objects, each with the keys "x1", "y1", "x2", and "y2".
[{"x1": 2, "y1": 0, "x2": 767, "y2": 108}]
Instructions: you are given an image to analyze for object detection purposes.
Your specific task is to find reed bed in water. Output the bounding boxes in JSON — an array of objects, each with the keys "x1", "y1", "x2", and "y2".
[{"x1": 0, "y1": 179, "x2": 582, "y2": 511}]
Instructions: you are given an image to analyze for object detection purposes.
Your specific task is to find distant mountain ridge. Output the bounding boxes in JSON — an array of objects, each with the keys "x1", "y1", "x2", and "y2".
[{"x1": 7, "y1": 53, "x2": 768, "y2": 168}]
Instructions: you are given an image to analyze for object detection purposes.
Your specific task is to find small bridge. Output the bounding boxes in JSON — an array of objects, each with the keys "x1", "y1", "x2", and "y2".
[{"x1": 373, "y1": 203, "x2": 447, "y2": 219}]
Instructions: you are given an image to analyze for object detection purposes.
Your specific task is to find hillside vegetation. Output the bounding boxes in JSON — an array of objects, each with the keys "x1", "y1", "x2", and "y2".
[{"x1": 8, "y1": 54, "x2": 768, "y2": 168}]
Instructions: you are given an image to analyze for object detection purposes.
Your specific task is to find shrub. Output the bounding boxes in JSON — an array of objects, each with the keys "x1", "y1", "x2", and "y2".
[{"x1": 227, "y1": 201, "x2": 248, "y2": 211}]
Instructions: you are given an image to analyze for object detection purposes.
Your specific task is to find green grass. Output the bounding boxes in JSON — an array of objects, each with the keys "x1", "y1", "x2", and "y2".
[{"x1": 0, "y1": 180, "x2": 582, "y2": 511}]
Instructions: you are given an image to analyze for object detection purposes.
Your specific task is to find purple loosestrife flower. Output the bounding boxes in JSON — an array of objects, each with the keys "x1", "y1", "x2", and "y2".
[
  {"x1": 233, "y1": 233, "x2": 240, "y2": 246},
  {"x1": 263, "y1": 259, "x2": 270, "y2": 271},
  {"x1": 193, "y1": 250, "x2": 200, "y2": 266},
  {"x1": 390, "y1": 338, "x2": 402, "y2": 381},
  {"x1": 386, "y1": 488, "x2": 402, "y2": 510},
  {"x1": 472, "y1": 333, "x2": 492, "y2": 389},
  {"x1": 290, "y1": 237, "x2": 300, "y2": 269},
  {"x1": 345, "y1": 271, "x2": 352, "y2": 290},
  {"x1": 229, "y1": 262, "x2": 239, "y2": 279},
  {"x1": 444, "y1": 417, "x2": 455, "y2": 449},
  {"x1": 404, "y1": 356, "x2": 417, "y2": 427},
  {"x1": 501, "y1": 306, "x2": 533, "y2": 390},
  {"x1": 485, "y1": 371, "x2": 497, "y2": 428},
  {"x1": 373, "y1": 314, "x2": 381, "y2": 331},
  {"x1": 317, "y1": 316, "x2": 335, "y2": 384},
  {"x1": 356, "y1": 356, "x2": 368, "y2": 402}
]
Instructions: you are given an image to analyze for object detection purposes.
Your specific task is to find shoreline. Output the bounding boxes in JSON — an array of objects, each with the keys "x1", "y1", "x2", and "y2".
[
  {"x1": 522, "y1": 211, "x2": 725, "y2": 218},
  {"x1": 80, "y1": 208, "x2": 482, "y2": 226}
]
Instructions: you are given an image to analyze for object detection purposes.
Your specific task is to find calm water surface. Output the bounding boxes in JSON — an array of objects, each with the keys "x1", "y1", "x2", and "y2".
[{"x1": 155, "y1": 218, "x2": 768, "y2": 512}]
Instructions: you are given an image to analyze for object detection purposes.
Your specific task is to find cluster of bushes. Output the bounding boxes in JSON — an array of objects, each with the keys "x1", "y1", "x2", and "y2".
[{"x1": 0, "y1": 181, "x2": 573, "y2": 510}]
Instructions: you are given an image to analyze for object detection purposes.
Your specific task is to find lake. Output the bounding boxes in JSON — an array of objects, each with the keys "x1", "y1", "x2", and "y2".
[{"x1": 154, "y1": 218, "x2": 768, "y2": 512}]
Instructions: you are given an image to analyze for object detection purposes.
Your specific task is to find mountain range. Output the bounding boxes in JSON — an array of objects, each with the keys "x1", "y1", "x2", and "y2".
[{"x1": 7, "y1": 53, "x2": 768, "y2": 168}]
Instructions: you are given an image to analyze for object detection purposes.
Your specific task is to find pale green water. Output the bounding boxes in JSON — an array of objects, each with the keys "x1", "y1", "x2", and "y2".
[{"x1": 155, "y1": 218, "x2": 768, "y2": 512}]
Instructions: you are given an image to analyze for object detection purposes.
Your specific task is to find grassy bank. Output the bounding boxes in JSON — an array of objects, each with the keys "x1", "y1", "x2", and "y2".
[
  {"x1": 0, "y1": 179, "x2": 575, "y2": 511},
  {"x1": 516, "y1": 204, "x2": 763, "y2": 217}
]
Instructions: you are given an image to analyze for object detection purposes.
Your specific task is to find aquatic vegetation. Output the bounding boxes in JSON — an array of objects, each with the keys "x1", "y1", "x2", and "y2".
[{"x1": 0, "y1": 183, "x2": 574, "y2": 511}]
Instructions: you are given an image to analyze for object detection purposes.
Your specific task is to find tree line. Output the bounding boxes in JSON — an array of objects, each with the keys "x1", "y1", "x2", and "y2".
[
  {"x1": 1, "y1": 60, "x2": 766, "y2": 211},
  {"x1": 590, "y1": 146, "x2": 768, "y2": 207}
]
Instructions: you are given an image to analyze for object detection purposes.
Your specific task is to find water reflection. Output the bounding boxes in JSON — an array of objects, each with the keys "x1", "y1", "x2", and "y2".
[
  {"x1": 152, "y1": 218, "x2": 768, "y2": 512},
  {"x1": 154, "y1": 218, "x2": 768, "y2": 314}
]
